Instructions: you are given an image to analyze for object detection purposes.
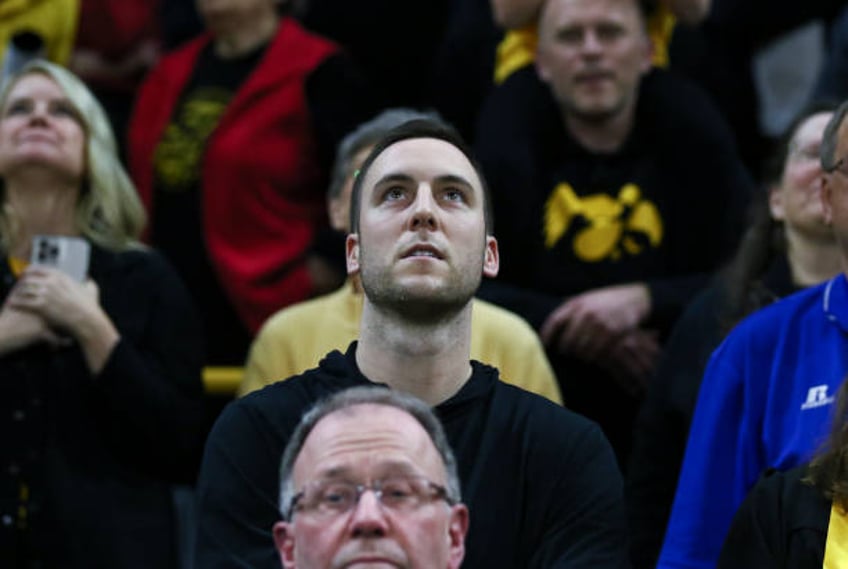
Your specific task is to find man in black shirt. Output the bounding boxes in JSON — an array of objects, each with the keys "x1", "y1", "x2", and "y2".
[
  {"x1": 474, "y1": 0, "x2": 754, "y2": 463},
  {"x1": 193, "y1": 119, "x2": 629, "y2": 568}
]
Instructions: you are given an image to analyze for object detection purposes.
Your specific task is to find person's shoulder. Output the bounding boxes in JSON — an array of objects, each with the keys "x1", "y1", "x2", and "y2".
[
  {"x1": 747, "y1": 465, "x2": 829, "y2": 526},
  {"x1": 731, "y1": 280, "x2": 830, "y2": 336},
  {"x1": 268, "y1": 16, "x2": 340, "y2": 70},
  {"x1": 492, "y1": 381, "x2": 603, "y2": 440},
  {"x1": 258, "y1": 289, "x2": 342, "y2": 337},
  {"x1": 475, "y1": 65, "x2": 554, "y2": 142},
  {"x1": 276, "y1": 16, "x2": 339, "y2": 50},
  {"x1": 706, "y1": 281, "x2": 831, "y2": 376},
  {"x1": 638, "y1": 68, "x2": 735, "y2": 144},
  {"x1": 234, "y1": 350, "x2": 351, "y2": 416},
  {"x1": 471, "y1": 298, "x2": 536, "y2": 337},
  {"x1": 91, "y1": 244, "x2": 174, "y2": 279},
  {"x1": 154, "y1": 33, "x2": 211, "y2": 71}
]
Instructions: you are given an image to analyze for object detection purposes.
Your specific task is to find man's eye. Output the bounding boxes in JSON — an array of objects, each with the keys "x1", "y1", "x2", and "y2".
[
  {"x1": 557, "y1": 28, "x2": 583, "y2": 44},
  {"x1": 443, "y1": 189, "x2": 465, "y2": 202},
  {"x1": 381, "y1": 482, "x2": 414, "y2": 504},
  {"x1": 384, "y1": 187, "x2": 406, "y2": 201},
  {"x1": 320, "y1": 485, "x2": 354, "y2": 506},
  {"x1": 597, "y1": 24, "x2": 624, "y2": 41}
]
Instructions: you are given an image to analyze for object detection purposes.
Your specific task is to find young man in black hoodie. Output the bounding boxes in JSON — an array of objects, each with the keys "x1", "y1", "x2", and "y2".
[{"x1": 193, "y1": 119, "x2": 629, "y2": 568}]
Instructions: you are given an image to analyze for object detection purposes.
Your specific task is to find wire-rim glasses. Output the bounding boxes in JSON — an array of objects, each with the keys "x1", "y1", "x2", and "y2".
[{"x1": 288, "y1": 475, "x2": 455, "y2": 520}]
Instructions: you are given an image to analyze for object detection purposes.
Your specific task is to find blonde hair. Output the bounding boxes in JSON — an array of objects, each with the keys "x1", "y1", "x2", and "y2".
[{"x1": 0, "y1": 60, "x2": 146, "y2": 252}]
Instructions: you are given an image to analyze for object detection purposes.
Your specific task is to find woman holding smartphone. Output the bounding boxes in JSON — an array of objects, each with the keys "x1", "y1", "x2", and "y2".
[{"x1": 0, "y1": 60, "x2": 206, "y2": 568}]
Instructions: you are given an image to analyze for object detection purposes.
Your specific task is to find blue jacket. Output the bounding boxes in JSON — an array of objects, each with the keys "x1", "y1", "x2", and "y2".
[{"x1": 658, "y1": 274, "x2": 848, "y2": 569}]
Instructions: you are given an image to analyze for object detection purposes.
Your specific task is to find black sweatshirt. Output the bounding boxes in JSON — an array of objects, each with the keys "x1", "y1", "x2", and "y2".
[{"x1": 193, "y1": 342, "x2": 630, "y2": 568}]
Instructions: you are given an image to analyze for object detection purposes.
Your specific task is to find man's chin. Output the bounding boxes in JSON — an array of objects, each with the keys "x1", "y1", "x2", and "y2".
[{"x1": 568, "y1": 99, "x2": 625, "y2": 124}]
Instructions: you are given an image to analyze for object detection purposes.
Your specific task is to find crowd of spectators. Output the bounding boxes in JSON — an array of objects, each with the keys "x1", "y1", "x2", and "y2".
[{"x1": 2, "y1": 0, "x2": 848, "y2": 567}]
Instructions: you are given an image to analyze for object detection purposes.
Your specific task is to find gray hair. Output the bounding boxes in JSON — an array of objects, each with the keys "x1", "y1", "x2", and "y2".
[
  {"x1": 0, "y1": 59, "x2": 145, "y2": 252},
  {"x1": 279, "y1": 386, "x2": 461, "y2": 520},
  {"x1": 327, "y1": 108, "x2": 442, "y2": 200},
  {"x1": 821, "y1": 99, "x2": 848, "y2": 172}
]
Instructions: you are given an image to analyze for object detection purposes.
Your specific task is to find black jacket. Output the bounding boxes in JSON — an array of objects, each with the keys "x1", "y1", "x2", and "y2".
[{"x1": 0, "y1": 245, "x2": 207, "y2": 568}]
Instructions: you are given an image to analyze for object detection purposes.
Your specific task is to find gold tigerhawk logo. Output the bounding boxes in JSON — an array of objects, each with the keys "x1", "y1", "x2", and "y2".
[
  {"x1": 543, "y1": 182, "x2": 663, "y2": 261},
  {"x1": 153, "y1": 87, "x2": 230, "y2": 191}
]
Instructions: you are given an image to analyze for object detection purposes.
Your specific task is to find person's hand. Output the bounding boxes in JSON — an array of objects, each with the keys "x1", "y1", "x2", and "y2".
[
  {"x1": 0, "y1": 302, "x2": 68, "y2": 356},
  {"x1": 7, "y1": 266, "x2": 103, "y2": 337},
  {"x1": 7, "y1": 267, "x2": 120, "y2": 374},
  {"x1": 596, "y1": 328, "x2": 661, "y2": 397},
  {"x1": 540, "y1": 283, "x2": 651, "y2": 360}
]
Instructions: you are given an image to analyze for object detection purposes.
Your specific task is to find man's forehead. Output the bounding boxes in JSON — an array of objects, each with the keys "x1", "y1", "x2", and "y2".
[
  {"x1": 364, "y1": 137, "x2": 481, "y2": 188},
  {"x1": 294, "y1": 404, "x2": 442, "y2": 478},
  {"x1": 542, "y1": 0, "x2": 641, "y2": 26}
]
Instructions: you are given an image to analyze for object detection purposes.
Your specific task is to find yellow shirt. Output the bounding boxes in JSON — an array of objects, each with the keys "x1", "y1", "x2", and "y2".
[
  {"x1": 824, "y1": 503, "x2": 848, "y2": 568},
  {"x1": 240, "y1": 280, "x2": 563, "y2": 404},
  {"x1": 494, "y1": 4, "x2": 674, "y2": 85},
  {"x1": 0, "y1": 0, "x2": 80, "y2": 67}
]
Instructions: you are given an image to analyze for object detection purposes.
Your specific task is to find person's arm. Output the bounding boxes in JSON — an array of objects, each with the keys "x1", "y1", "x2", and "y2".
[
  {"x1": 84, "y1": 251, "x2": 207, "y2": 481},
  {"x1": 657, "y1": 334, "x2": 764, "y2": 569},
  {"x1": 194, "y1": 397, "x2": 295, "y2": 568},
  {"x1": 239, "y1": 316, "x2": 296, "y2": 397},
  {"x1": 6, "y1": 266, "x2": 119, "y2": 372}
]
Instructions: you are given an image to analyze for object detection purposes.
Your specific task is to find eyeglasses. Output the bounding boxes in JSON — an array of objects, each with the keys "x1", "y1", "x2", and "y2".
[
  {"x1": 288, "y1": 475, "x2": 454, "y2": 519},
  {"x1": 826, "y1": 157, "x2": 848, "y2": 177}
]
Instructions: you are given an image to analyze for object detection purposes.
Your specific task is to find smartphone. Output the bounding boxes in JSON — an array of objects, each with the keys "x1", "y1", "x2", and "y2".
[{"x1": 30, "y1": 235, "x2": 90, "y2": 282}]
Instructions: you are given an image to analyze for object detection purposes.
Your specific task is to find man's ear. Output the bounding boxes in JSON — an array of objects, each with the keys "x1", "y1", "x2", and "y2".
[
  {"x1": 447, "y1": 504, "x2": 470, "y2": 569},
  {"x1": 483, "y1": 236, "x2": 499, "y2": 278},
  {"x1": 346, "y1": 233, "x2": 361, "y2": 275},
  {"x1": 273, "y1": 521, "x2": 296, "y2": 569}
]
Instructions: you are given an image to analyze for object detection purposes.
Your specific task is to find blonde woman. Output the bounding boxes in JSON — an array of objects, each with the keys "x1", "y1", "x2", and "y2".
[{"x1": 0, "y1": 60, "x2": 206, "y2": 568}]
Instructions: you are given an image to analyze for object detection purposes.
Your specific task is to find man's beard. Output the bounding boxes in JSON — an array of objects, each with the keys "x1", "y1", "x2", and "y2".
[{"x1": 359, "y1": 256, "x2": 482, "y2": 325}]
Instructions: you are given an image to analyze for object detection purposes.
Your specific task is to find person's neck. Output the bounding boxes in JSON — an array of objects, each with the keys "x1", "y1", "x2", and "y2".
[
  {"x1": 355, "y1": 300, "x2": 474, "y2": 406},
  {"x1": 6, "y1": 174, "x2": 79, "y2": 259},
  {"x1": 563, "y1": 98, "x2": 637, "y2": 154},
  {"x1": 785, "y1": 227, "x2": 843, "y2": 286},
  {"x1": 214, "y1": 17, "x2": 278, "y2": 59}
]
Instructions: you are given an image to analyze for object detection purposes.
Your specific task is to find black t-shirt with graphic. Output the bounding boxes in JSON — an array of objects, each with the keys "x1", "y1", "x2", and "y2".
[{"x1": 475, "y1": 66, "x2": 754, "y2": 334}]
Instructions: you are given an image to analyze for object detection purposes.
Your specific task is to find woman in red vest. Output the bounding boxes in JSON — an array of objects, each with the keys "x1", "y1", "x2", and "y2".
[{"x1": 128, "y1": 0, "x2": 376, "y2": 366}]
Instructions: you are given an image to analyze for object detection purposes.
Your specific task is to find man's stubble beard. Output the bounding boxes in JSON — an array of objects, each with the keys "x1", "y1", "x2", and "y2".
[{"x1": 358, "y1": 249, "x2": 484, "y2": 325}]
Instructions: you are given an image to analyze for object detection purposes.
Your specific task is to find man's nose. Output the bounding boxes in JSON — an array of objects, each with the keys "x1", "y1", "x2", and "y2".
[
  {"x1": 580, "y1": 30, "x2": 604, "y2": 55},
  {"x1": 408, "y1": 186, "x2": 438, "y2": 230},
  {"x1": 349, "y1": 489, "x2": 389, "y2": 538}
]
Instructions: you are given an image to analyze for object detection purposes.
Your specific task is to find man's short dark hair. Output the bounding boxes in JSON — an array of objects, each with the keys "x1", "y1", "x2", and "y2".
[{"x1": 348, "y1": 118, "x2": 494, "y2": 234}]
